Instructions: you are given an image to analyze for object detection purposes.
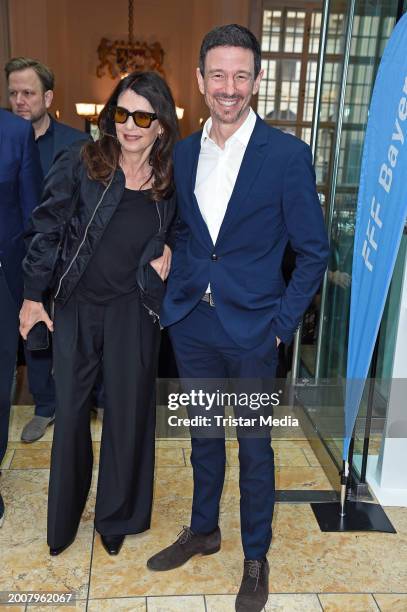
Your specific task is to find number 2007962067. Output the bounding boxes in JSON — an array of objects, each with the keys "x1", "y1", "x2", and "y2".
[{"x1": 0, "y1": 591, "x2": 76, "y2": 605}]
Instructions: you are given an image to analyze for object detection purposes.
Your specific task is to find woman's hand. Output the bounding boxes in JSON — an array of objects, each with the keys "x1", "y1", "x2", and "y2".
[
  {"x1": 149, "y1": 244, "x2": 172, "y2": 281},
  {"x1": 19, "y1": 299, "x2": 54, "y2": 340}
]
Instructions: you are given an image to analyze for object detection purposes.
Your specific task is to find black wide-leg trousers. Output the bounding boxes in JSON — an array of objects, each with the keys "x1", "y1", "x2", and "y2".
[{"x1": 47, "y1": 291, "x2": 159, "y2": 548}]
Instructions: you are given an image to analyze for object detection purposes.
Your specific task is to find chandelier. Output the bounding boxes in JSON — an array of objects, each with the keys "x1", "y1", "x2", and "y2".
[{"x1": 96, "y1": 0, "x2": 165, "y2": 79}]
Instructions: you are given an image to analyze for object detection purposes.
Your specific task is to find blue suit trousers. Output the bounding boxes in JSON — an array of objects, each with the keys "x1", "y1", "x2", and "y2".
[
  {"x1": 0, "y1": 268, "x2": 19, "y2": 464},
  {"x1": 169, "y1": 300, "x2": 277, "y2": 560}
]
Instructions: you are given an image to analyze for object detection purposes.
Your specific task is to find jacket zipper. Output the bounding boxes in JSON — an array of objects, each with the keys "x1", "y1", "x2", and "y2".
[
  {"x1": 139, "y1": 201, "x2": 163, "y2": 326},
  {"x1": 136, "y1": 200, "x2": 163, "y2": 295},
  {"x1": 155, "y1": 201, "x2": 162, "y2": 231},
  {"x1": 142, "y1": 303, "x2": 162, "y2": 328},
  {"x1": 53, "y1": 176, "x2": 114, "y2": 300},
  {"x1": 146, "y1": 201, "x2": 163, "y2": 326}
]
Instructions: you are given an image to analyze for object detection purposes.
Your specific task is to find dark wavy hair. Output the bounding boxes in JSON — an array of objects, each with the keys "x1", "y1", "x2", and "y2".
[{"x1": 81, "y1": 71, "x2": 179, "y2": 201}]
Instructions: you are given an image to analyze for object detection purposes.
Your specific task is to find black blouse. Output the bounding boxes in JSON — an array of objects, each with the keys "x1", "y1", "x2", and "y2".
[{"x1": 77, "y1": 188, "x2": 159, "y2": 303}]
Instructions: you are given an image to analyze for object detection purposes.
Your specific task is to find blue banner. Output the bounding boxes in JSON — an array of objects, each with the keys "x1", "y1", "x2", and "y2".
[{"x1": 344, "y1": 14, "x2": 407, "y2": 461}]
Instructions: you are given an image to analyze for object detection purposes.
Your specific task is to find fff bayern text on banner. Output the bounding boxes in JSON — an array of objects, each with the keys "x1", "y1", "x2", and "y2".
[
  {"x1": 362, "y1": 77, "x2": 407, "y2": 273},
  {"x1": 344, "y1": 13, "x2": 407, "y2": 462}
]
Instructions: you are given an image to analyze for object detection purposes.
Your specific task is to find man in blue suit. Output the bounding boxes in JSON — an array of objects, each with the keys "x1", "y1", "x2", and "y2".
[
  {"x1": 147, "y1": 25, "x2": 329, "y2": 611},
  {"x1": 5, "y1": 57, "x2": 89, "y2": 442},
  {"x1": 0, "y1": 109, "x2": 42, "y2": 525}
]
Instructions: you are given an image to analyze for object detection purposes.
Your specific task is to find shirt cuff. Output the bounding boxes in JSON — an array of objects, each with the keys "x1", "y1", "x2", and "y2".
[{"x1": 269, "y1": 321, "x2": 293, "y2": 345}]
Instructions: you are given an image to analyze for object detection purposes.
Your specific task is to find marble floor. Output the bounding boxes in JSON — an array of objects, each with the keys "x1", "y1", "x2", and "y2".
[{"x1": 0, "y1": 405, "x2": 406, "y2": 612}]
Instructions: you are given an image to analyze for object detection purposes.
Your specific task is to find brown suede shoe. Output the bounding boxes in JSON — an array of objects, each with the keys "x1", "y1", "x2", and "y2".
[
  {"x1": 235, "y1": 558, "x2": 269, "y2": 612},
  {"x1": 147, "y1": 525, "x2": 221, "y2": 571}
]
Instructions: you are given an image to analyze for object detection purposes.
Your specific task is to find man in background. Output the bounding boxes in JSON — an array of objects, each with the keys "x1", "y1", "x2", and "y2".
[
  {"x1": 0, "y1": 109, "x2": 42, "y2": 526},
  {"x1": 5, "y1": 57, "x2": 89, "y2": 443}
]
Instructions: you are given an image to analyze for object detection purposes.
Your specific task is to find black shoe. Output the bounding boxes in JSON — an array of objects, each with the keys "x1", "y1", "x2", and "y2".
[
  {"x1": 0, "y1": 491, "x2": 4, "y2": 528},
  {"x1": 147, "y1": 525, "x2": 221, "y2": 571},
  {"x1": 49, "y1": 536, "x2": 76, "y2": 556},
  {"x1": 101, "y1": 534, "x2": 125, "y2": 555},
  {"x1": 235, "y1": 558, "x2": 269, "y2": 612}
]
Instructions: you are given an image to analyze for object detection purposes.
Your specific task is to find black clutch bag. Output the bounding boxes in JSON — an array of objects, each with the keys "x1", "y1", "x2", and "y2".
[
  {"x1": 26, "y1": 321, "x2": 50, "y2": 351},
  {"x1": 25, "y1": 298, "x2": 51, "y2": 351}
]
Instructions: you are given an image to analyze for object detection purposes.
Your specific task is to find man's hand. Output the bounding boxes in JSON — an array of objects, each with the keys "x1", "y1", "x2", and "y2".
[
  {"x1": 328, "y1": 270, "x2": 351, "y2": 289},
  {"x1": 150, "y1": 244, "x2": 172, "y2": 281},
  {"x1": 19, "y1": 299, "x2": 53, "y2": 340}
]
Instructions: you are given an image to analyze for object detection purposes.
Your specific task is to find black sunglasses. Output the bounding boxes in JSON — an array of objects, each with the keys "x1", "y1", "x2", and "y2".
[{"x1": 112, "y1": 106, "x2": 158, "y2": 128}]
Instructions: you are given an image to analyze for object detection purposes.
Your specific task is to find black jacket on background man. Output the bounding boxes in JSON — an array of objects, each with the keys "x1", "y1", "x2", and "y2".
[{"x1": 36, "y1": 115, "x2": 89, "y2": 177}]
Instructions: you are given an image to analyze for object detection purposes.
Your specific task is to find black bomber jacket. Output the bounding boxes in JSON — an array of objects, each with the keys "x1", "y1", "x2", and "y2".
[{"x1": 23, "y1": 142, "x2": 177, "y2": 320}]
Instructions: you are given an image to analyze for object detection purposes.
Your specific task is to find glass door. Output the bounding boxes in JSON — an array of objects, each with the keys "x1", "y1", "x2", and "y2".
[{"x1": 304, "y1": 0, "x2": 401, "y2": 468}]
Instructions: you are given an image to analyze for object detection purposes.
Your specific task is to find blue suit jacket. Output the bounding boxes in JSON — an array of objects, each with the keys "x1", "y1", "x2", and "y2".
[
  {"x1": 162, "y1": 116, "x2": 330, "y2": 347},
  {"x1": 53, "y1": 119, "x2": 88, "y2": 152},
  {"x1": 38, "y1": 116, "x2": 89, "y2": 177},
  {"x1": 0, "y1": 109, "x2": 42, "y2": 301}
]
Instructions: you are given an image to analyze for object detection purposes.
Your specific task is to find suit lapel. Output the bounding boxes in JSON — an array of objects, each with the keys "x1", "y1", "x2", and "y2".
[
  {"x1": 187, "y1": 133, "x2": 214, "y2": 247},
  {"x1": 51, "y1": 119, "x2": 58, "y2": 162},
  {"x1": 215, "y1": 117, "x2": 269, "y2": 245}
]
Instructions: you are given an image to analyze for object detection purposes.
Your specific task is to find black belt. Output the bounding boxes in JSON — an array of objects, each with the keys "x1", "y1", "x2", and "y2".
[{"x1": 201, "y1": 293, "x2": 215, "y2": 307}]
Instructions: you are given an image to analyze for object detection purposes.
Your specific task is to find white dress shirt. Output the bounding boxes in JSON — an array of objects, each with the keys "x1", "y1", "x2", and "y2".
[{"x1": 194, "y1": 107, "x2": 257, "y2": 247}]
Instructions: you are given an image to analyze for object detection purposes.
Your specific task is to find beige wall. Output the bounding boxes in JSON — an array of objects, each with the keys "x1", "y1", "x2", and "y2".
[
  {"x1": 6, "y1": 0, "x2": 251, "y2": 136},
  {"x1": 0, "y1": 0, "x2": 10, "y2": 105}
]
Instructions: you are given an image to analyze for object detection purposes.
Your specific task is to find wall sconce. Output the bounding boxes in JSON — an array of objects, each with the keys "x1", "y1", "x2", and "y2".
[
  {"x1": 75, "y1": 103, "x2": 104, "y2": 139},
  {"x1": 75, "y1": 103, "x2": 104, "y2": 122}
]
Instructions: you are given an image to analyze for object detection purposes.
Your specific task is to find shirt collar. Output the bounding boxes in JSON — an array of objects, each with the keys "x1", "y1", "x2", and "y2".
[
  {"x1": 47, "y1": 115, "x2": 55, "y2": 134},
  {"x1": 201, "y1": 107, "x2": 256, "y2": 148},
  {"x1": 36, "y1": 114, "x2": 54, "y2": 141}
]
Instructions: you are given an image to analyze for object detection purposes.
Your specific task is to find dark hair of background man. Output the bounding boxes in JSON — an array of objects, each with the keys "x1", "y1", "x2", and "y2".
[{"x1": 4, "y1": 57, "x2": 55, "y2": 92}]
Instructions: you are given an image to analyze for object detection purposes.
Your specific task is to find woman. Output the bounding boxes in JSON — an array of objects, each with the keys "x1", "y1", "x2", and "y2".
[{"x1": 19, "y1": 72, "x2": 179, "y2": 556}]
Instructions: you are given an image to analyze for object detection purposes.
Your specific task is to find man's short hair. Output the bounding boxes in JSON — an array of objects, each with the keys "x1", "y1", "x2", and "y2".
[
  {"x1": 199, "y1": 24, "x2": 261, "y2": 78},
  {"x1": 4, "y1": 57, "x2": 54, "y2": 91}
]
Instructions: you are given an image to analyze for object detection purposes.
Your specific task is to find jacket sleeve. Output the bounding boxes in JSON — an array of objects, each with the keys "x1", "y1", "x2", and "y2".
[
  {"x1": 270, "y1": 143, "x2": 330, "y2": 344},
  {"x1": 18, "y1": 122, "x2": 43, "y2": 230},
  {"x1": 23, "y1": 146, "x2": 80, "y2": 302},
  {"x1": 166, "y1": 143, "x2": 188, "y2": 254}
]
